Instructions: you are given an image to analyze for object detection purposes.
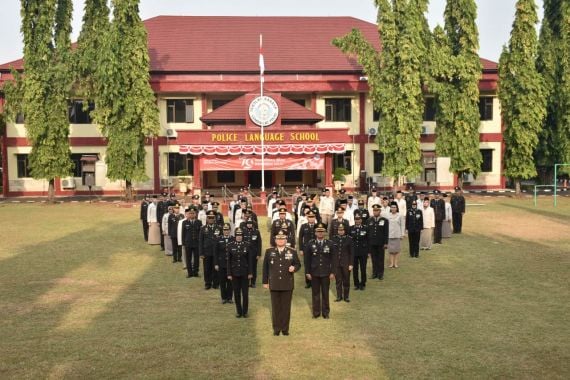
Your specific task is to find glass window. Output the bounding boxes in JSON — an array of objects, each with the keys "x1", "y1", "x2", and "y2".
[
  {"x1": 480, "y1": 149, "x2": 493, "y2": 172},
  {"x1": 15, "y1": 113, "x2": 25, "y2": 124},
  {"x1": 70, "y1": 154, "x2": 83, "y2": 177},
  {"x1": 16, "y1": 154, "x2": 31, "y2": 178},
  {"x1": 373, "y1": 151, "x2": 384, "y2": 173},
  {"x1": 217, "y1": 171, "x2": 235, "y2": 183},
  {"x1": 333, "y1": 151, "x2": 352, "y2": 174},
  {"x1": 69, "y1": 100, "x2": 95, "y2": 124},
  {"x1": 212, "y1": 99, "x2": 232, "y2": 110},
  {"x1": 167, "y1": 99, "x2": 194, "y2": 123},
  {"x1": 285, "y1": 170, "x2": 303, "y2": 182},
  {"x1": 168, "y1": 153, "x2": 194, "y2": 176},
  {"x1": 290, "y1": 99, "x2": 306, "y2": 107},
  {"x1": 373, "y1": 108, "x2": 381, "y2": 122},
  {"x1": 325, "y1": 98, "x2": 352, "y2": 122},
  {"x1": 423, "y1": 98, "x2": 436, "y2": 121},
  {"x1": 479, "y1": 97, "x2": 494, "y2": 121}
]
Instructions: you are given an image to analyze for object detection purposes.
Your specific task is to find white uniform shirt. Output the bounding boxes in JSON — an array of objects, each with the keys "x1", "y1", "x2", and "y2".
[
  {"x1": 147, "y1": 202, "x2": 158, "y2": 223},
  {"x1": 396, "y1": 198, "x2": 407, "y2": 217},
  {"x1": 318, "y1": 196, "x2": 335, "y2": 215},
  {"x1": 421, "y1": 206, "x2": 435, "y2": 228},
  {"x1": 368, "y1": 196, "x2": 381, "y2": 214}
]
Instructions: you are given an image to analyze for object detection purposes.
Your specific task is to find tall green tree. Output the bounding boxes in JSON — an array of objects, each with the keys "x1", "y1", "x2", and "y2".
[
  {"x1": 16, "y1": 0, "x2": 74, "y2": 202},
  {"x1": 91, "y1": 0, "x2": 159, "y2": 200},
  {"x1": 536, "y1": 0, "x2": 570, "y2": 177},
  {"x1": 498, "y1": 0, "x2": 546, "y2": 195},
  {"x1": 334, "y1": 0, "x2": 430, "y2": 184},
  {"x1": 430, "y1": 0, "x2": 482, "y2": 187}
]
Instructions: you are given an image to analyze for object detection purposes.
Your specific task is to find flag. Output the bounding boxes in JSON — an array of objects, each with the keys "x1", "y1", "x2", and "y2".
[{"x1": 259, "y1": 34, "x2": 265, "y2": 77}]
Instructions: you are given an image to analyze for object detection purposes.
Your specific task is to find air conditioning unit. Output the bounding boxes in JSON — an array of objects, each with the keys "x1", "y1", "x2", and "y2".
[
  {"x1": 368, "y1": 127, "x2": 378, "y2": 136},
  {"x1": 165, "y1": 128, "x2": 177, "y2": 138},
  {"x1": 61, "y1": 177, "x2": 76, "y2": 189},
  {"x1": 160, "y1": 178, "x2": 174, "y2": 187},
  {"x1": 421, "y1": 126, "x2": 428, "y2": 135}
]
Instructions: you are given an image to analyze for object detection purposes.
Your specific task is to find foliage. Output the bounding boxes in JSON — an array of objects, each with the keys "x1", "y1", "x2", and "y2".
[
  {"x1": 16, "y1": 0, "x2": 74, "y2": 200},
  {"x1": 536, "y1": 0, "x2": 570, "y2": 174},
  {"x1": 177, "y1": 169, "x2": 189, "y2": 177},
  {"x1": 498, "y1": 0, "x2": 547, "y2": 192},
  {"x1": 333, "y1": 0, "x2": 430, "y2": 180},
  {"x1": 90, "y1": 0, "x2": 159, "y2": 186},
  {"x1": 429, "y1": 0, "x2": 482, "y2": 181},
  {"x1": 333, "y1": 167, "x2": 350, "y2": 182}
]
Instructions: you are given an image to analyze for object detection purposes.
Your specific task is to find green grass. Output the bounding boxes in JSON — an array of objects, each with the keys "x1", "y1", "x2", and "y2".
[{"x1": 0, "y1": 197, "x2": 569, "y2": 379}]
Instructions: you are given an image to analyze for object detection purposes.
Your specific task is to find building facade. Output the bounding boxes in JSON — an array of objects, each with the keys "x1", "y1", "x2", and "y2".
[{"x1": 0, "y1": 16, "x2": 503, "y2": 197}]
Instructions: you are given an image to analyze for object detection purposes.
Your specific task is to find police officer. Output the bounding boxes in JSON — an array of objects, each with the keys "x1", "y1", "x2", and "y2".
[
  {"x1": 406, "y1": 199, "x2": 423, "y2": 258},
  {"x1": 305, "y1": 223, "x2": 335, "y2": 319},
  {"x1": 199, "y1": 210, "x2": 222, "y2": 290},
  {"x1": 214, "y1": 223, "x2": 234, "y2": 304},
  {"x1": 332, "y1": 224, "x2": 354, "y2": 302},
  {"x1": 354, "y1": 199, "x2": 370, "y2": 224},
  {"x1": 349, "y1": 214, "x2": 369, "y2": 290},
  {"x1": 181, "y1": 206, "x2": 202, "y2": 278},
  {"x1": 168, "y1": 204, "x2": 184, "y2": 263},
  {"x1": 367, "y1": 204, "x2": 389, "y2": 280},
  {"x1": 211, "y1": 202, "x2": 225, "y2": 226},
  {"x1": 227, "y1": 228, "x2": 253, "y2": 318},
  {"x1": 298, "y1": 210, "x2": 317, "y2": 289},
  {"x1": 270, "y1": 207, "x2": 296, "y2": 247},
  {"x1": 242, "y1": 218, "x2": 262, "y2": 288},
  {"x1": 335, "y1": 188, "x2": 347, "y2": 211},
  {"x1": 451, "y1": 186, "x2": 466, "y2": 233},
  {"x1": 430, "y1": 190, "x2": 446, "y2": 244},
  {"x1": 329, "y1": 207, "x2": 350, "y2": 239},
  {"x1": 157, "y1": 192, "x2": 169, "y2": 251},
  {"x1": 140, "y1": 194, "x2": 150, "y2": 241},
  {"x1": 262, "y1": 230, "x2": 301, "y2": 336}
]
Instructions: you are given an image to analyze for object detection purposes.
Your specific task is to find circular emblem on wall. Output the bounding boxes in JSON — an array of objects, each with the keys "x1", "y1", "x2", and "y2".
[{"x1": 248, "y1": 96, "x2": 279, "y2": 127}]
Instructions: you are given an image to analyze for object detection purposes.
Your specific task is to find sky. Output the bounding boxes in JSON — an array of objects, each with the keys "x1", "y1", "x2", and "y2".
[{"x1": 0, "y1": 0, "x2": 544, "y2": 65}]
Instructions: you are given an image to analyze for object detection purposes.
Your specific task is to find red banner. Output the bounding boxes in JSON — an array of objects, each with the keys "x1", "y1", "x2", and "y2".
[{"x1": 201, "y1": 155, "x2": 324, "y2": 171}]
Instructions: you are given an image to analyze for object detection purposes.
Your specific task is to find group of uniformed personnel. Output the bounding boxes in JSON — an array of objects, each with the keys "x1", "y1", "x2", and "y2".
[{"x1": 139, "y1": 185, "x2": 467, "y2": 336}]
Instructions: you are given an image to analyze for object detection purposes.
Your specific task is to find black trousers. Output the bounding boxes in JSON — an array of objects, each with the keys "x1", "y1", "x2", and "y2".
[
  {"x1": 159, "y1": 224, "x2": 165, "y2": 249},
  {"x1": 353, "y1": 255, "x2": 367, "y2": 287},
  {"x1": 250, "y1": 256, "x2": 259, "y2": 285},
  {"x1": 452, "y1": 212, "x2": 463, "y2": 233},
  {"x1": 232, "y1": 275, "x2": 249, "y2": 316},
  {"x1": 203, "y1": 255, "x2": 219, "y2": 287},
  {"x1": 271, "y1": 290, "x2": 293, "y2": 333},
  {"x1": 304, "y1": 255, "x2": 311, "y2": 286},
  {"x1": 218, "y1": 267, "x2": 233, "y2": 301},
  {"x1": 370, "y1": 245, "x2": 385, "y2": 279},
  {"x1": 434, "y1": 220, "x2": 443, "y2": 243},
  {"x1": 185, "y1": 245, "x2": 199, "y2": 276},
  {"x1": 141, "y1": 220, "x2": 148, "y2": 241},
  {"x1": 311, "y1": 276, "x2": 330, "y2": 317},
  {"x1": 408, "y1": 231, "x2": 421, "y2": 257},
  {"x1": 171, "y1": 236, "x2": 181, "y2": 262},
  {"x1": 335, "y1": 266, "x2": 350, "y2": 299}
]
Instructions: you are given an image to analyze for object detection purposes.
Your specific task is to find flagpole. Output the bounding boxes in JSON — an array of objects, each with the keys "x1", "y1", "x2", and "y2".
[{"x1": 260, "y1": 34, "x2": 265, "y2": 193}]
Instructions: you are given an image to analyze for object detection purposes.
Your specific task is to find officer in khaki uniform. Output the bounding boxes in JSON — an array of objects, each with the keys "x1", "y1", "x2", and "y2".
[
  {"x1": 263, "y1": 230, "x2": 301, "y2": 336},
  {"x1": 305, "y1": 223, "x2": 336, "y2": 319}
]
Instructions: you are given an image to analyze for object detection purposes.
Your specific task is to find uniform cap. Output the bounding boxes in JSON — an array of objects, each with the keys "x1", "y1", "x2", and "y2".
[
  {"x1": 152, "y1": 195, "x2": 158, "y2": 199},
  {"x1": 246, "y1": 219, "x2": 254, "y2": 224},
  {"x1": 339, "y1": 189, "x2": 346, "y2": 194},
  {"x1": 223, "y1": 223, "x2": 231, "y2": 230},
  {"x1": 212, "y1": 202, "x2": 219, "y2": 207},
  {"x1": 161, "y1": 192, "x2": 168, "y2": 197},
  {"x1": 315, "y1": 223, "x2": 327, "y2": 232},
  {"x1": 307, "y1": 210, "x2": 316, "y2": 217},
  {"x1": 278, "y1": 207, "x2": 287, "y2": 214},
  {"x1": 339, "y1": 199, "x2": 348, "y2": 205},
  {"x1": 206, "y1": 210, "x2": 216, "y2": 217},
  {"x1": 192, "y1": 194, "x2": 200, "y2": 200},
  {"x1": 337, "y1": 224, "x2": 345, "y2": 231},
  {"x1": 372, "y1": 204, "x2": 381, "y2": 211},
  {"x1": 235, "y1": 228, "x2": 243, "y2": 236},
  {"x1": 454, "y1": 186, "x2": 461, "y2": 191},
  {"x1": 371, "y1": 187, "x2": 377, "y2": 192},
  {"x1": 336, "y1": 206, "x2": 345, "y2": 212},
  {"x1": 354, "y1": 214, "x2": 362, "y2": 220},
  {"x1": 275, "y1": 230, "x2": 287, "y2": 239},
  {"x1": 204, "y1": 191, "x2": 210, "y2": 196},
  {"x1": 358, "y1": 199, "x2": 364, "y2": 205},
  {"x1": 186, "y1": 206, "x2": 197, "y2": 213},
  {"x1": 434, "y1": 189, "x2": 441, "y2": 195}
]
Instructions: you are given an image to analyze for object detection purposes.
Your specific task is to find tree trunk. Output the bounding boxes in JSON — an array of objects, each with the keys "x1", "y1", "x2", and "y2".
[
  {"x1": 125, "y1": 180, "x2": 133, "y2": 202},
  {"x1": 48, "y1": 178, "x2": 55, "y2": 203},
  {"x1": 457, "y1": 173, "x2": 464, "y2": 189},
  {"x1": 514, "y1": 179, "x2": 521, "y2": 196}
]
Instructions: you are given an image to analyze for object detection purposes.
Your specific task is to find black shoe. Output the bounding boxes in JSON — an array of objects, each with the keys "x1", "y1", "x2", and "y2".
[
  {"x1": 212, "y1": 285, "x2": 219, "y2": 289},
  {"x1": 273, "y1": 331, "x2": 280, "y2": 336},
  {"x1": 344, "y1": 298, "x2": 350, "y2": 303},
  {"x1": 322, "y1": 314, "x2": 330, "y2": 319},
  {"x1": 236, "y1": 314, "x2": 242, "y2": 318},
  {"x1": 305, "y1": 284, "x2": 311, "y2": 289},
  {"x1": 282, "y1": 331, "x2": 289, "y2": 336},
  {"x1": 371, "y1": 275, "x2": 378, "y2": 279},
  {"x1": 242, "y1": 314, "x2": 248, "y2": 318},
  {"x1": 313, "y1": 314, "x2": 320, "y2": 319},
  {"x1": 354, "y1": 286, "x2": 360, "y2": 290},
  {"x1": 334, "y1": 297, "x2": 342, "y2": 302},
  {"x1": 222, "y1": 300, "x2": 227, "y2": 304},
  {"x1": 205, "y1": 285, "x2": 211, "y2": 290},
  {"x1": 227, "y1": 299, "x2": 234, "y2": 304},
  {"x1": 378, "y1": 276, "x2": 384, "y2": 281},
  {"x1": 186, "y1": 274, "x2": 192, "y2": 278},
  {"x1": 251, "y1": 284, "x2": 256, "y2": 288}
]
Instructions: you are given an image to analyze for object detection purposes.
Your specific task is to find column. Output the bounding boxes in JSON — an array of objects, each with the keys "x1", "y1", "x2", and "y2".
[{"x1": 325, "y1": 154, "x2": 333, "y2": 188}]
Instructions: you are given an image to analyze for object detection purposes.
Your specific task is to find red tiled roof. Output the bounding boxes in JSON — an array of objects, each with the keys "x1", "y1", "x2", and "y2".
[
  {"x1": 0, "y1": 16, "x2": 498, "y2": 73},
  {"x1": 201, "y1": 95, "x2": 324, "y2": 124}
]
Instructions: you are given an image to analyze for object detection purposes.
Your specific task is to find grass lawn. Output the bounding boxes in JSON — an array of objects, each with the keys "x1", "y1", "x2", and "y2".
[{"x1": 0, "y1": 197, "x2": 569, "y2": 379}]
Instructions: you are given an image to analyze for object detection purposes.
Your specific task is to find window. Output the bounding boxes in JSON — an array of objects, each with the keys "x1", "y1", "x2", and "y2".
[
  {"x1": 290, "y1": 99, "x2": 306, "y2": 107},
  {"x1": 15, "y1": 113, "x2": 25, "y2": 124},
  {"x1": 167, "y1": 99, "x2": 194, "y2": 123},
  {"x1": 373, "y1": 108, "x2": 381, "y2": 122},
  {"x1": 212, "y1": 99, "x2": 232, "y2": 110},
  {"x1": 70, "y1": 154, "x2": 84, "y2": 177},
  {"x1": 422, "y1": 151, "x2": 437, "y2": 183},
  {"x1": 333, "y1": 151, "x2": 352, "y2": 174},
  {"x1": 168, "y1": 153, "x2": 194, "y2": 176},
  {"x1": 16, "y1": 154, "x2": 31, "y2": 178},
  {"x1": 69, "y1": 100, "x2": 95, "y2": 124},
  {"x1": 217, "y1": 171, "x2": 235, "y2": 183},
  {"x1": 325, "y1": 98, "x2": 351, "y2": 122},
  {"x1": 373, "y1": 151, "x2": 384, "y2": 173},
  {"x1": 423, "y1": 98, "x2": 436, "y2": 121},
  {"x1": 479, "y1": 97, "x2": 494, "y2": 121},
  {"x1": 480, "y1": 149, "x2": 493, "y2": 172},
  {"x1": 285, "y1": 170, "x2": 303, "y2": 182}
]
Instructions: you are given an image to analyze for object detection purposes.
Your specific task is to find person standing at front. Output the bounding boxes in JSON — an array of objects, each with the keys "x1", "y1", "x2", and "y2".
[
  {"x1": 430, "y1": 190, "x2": 446, "y2": 244},
  {"x1": 332, "y1": 224, "x2": 354, "y2": 302},
  {"x1": 298, "y1": 210, "x2": 317, "y2": 289},
  {"x1": 406, "y1": 200, "x2": 423, "y2": 258},
  {"x1": 349, "y1": 214, "x2": 369, "y2": 290},
  {"x1": 214, "y1": 223, "x2": 234, "y2": 304},
  {"x1": 199, "y1": 211, "x2": 222, "y2": 290},
  {"x1": 318, "y1": 188, "x2": 335, "y2": 228},
  {"x1": 450, "y1": 186, "x2": 466, "y2": 233},
  {"x1": 227, "y1": 228, "x2": 253, "y2": 318},
  {"x1": 242, "y1": 219, "x2": 262, "y2": 288},
  {"x1": 181, "y1": 207, "x2": 202, "y2": 278},
  {"x1": 305, "y1": 223, "x2": 335, "y2": 319},
  {"x1": 420, "y1": 198, "x2": 435, "y2": 250},
  {"x1": 367, "y1": 204, "x2": 389, "y2": 280},
  {"x1": 262, "y1": 230, "x2": 302, "y2": 336},
  {"x1": 387, "y1": 202, "x2": 405, "y2": 268}
]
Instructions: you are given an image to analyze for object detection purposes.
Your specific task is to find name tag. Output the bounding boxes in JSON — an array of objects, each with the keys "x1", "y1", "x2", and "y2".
[
  {"x1": 324, "y1": 246, "x2": 330, "y2": 253},
  {"x1": 252, "y1": 235, "x2": 257, "y2": 240},
  {"x1": 360, "y1": 231, "x2": 367, "y2": 236},
  {"x1": 380, "y1": 221, "x2": 385, "y2": 226},
  {"x1": 416, "y1": 214, "x2": 421, "y2": 219},
  {"x1": 285, "y1": 253, "x2": 292, "y2": 260}
]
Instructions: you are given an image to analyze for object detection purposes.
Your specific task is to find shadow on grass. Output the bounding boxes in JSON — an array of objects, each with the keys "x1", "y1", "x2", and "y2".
[
  {"x1": 499, "y1": 200, "x2": 570, "y2": 224},
  {"x1": 0, "y1": 217, "x2": 262, "y2": 379}
]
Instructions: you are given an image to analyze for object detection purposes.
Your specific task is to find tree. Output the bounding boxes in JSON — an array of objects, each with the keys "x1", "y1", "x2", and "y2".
[
  {"x1": 334, "y1": 0, "x2": 430, "y2": 185},
  {"x1": 498, "y1": 0, "x2": 546, "y2": 195},
  {"x1": 91, "y1": 0, "x2": 159, "y2": 201},
  {"x1": 429, "y1": 0, "x2": 482, "y2": 187},
  {"x1": 16, "y1": 0, "x2": 74, "y2": 202},
  {"x1": 536, "y1": 0, "x2": 570, "y2": 177}
]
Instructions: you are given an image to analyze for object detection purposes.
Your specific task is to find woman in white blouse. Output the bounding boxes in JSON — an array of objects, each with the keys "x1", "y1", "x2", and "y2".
[{"x1": 387, "y1": 202, "x2": 405, "y2": 268}]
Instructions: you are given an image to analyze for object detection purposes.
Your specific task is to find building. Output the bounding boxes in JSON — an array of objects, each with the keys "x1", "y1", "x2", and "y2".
[{"x1": 0, "y1": 16, "x2": 503, "y2": 197}]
